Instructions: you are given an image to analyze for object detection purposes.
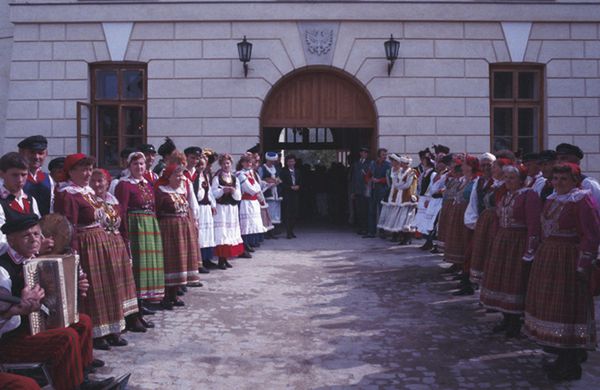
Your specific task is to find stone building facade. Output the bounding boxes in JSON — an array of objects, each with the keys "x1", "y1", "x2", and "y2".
[{"x1": 1, "y1": 1, "x2": 599, "y2": 178}]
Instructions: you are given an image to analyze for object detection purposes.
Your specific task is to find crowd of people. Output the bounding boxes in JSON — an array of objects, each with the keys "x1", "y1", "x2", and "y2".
[
  {"x1": 0, "y1": 133, "x2": 599, "y2": 387},
  {"x1": 0, "y1": 136, "x2": 303, "y2": 389},
  {"x1": 351, "y1": 143, "x2": 600, "y2": 381}
]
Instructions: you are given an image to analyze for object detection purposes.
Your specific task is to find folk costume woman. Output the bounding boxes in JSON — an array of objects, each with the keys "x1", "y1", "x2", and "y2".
[
  {"x1": 524, "y1": 163, "x2": 600, "y2": 381},
  {"x1": 388, "y1": 156, "x2": 418, "y2": 245},
  {"x1": 90, "y1": 169, "x2": 147, "y2": 333},
  {"x1": 154, "y1": 164, "x2": 201, "y2": 307},
  {"x1": 260, "y1": 152, "x2": 283, "y2": 236},
  {"x1": 114, "y1": 152, "x2": 166, "y2": 311},
  {"x1": 419, "y1": 155, "x2": 450, "y2": 252},
  {"x1": 377, "y1": 154, "x2": 404, "y2": 235},
  {"x1": 252, "y1": 153, "x2": 274, "y2": 239},
  {"x1": 54, "y1": 154, "x2": 129, "y2": 349},
  {"x1": 434, "y1": 155, "x2": 463, "y2": 256},
  {"x1": 480, "y1": 164, "x2": 542, "y2": 338},
  {"x1": 193, "y1": 155, "x2": 218, "y2": 270},
  {"x1": 413, "y1": 151, "x2": 436, "y2": 249},
  {"x1": 212, "y1": 154, "x2": 244, "y2": 269},
  {"x1": 236, "y1": 155, "x2": 267, "y2": 254}
]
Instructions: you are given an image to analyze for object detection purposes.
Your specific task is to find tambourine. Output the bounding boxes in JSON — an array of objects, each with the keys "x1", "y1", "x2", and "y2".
[{"x1": 39, "y1": 213, "x2": 74, "y2": 255}]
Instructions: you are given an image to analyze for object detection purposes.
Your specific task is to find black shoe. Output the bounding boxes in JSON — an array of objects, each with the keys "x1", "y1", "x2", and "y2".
[
  {"x1": 106, "y1": 334, "x2": 128, "y2": 347},
  {"x1": 291, "y1": 233, "x2": 297, "y2": 238},
  {"x1": 430, "y1": 246, "x2": 441, "y2": 254},
  {"x1": 218, "y1": 262, "x2": 227, "y2": 270},
  {"x1": 239, "y1": 251, "x2": 252, "y2": 259},
  {"x1": 225, "y1": 261, "x2": 233, "y2": 268},
  {"x1": 160, "y1": 300, "x2": 174, "y2": 311},
  {"x1": 93, "y1": 338, "x2": 111, "y2": 351},
  {"x1": 140, "y1": 317, "x2": 155, "y2": 329},
  {"x1": 91, "y1": 358, "x2": 105, "y2": 368},
  {"x1": 198, "y1": 267, "x2": 210, "y2": 274},
  {"x1": 287, "y1": 234, "x2": 293, "y2": 239},
  {"x1": 187, "y1": 281, "x2": 203, "y2": 287},
  {"x1": 578, "y1": 349, "x2": 588, "y2": 363},
  {"x1": 204, "y1": 260, "x2": 219, "y2": 269},
  {"x1": 141, "y1": 305, "x2": 156, "y2": 316},
  {"x1": 173, "y1": 299, "x2": 185, "y2": 307},
  {"x1": 125, "y1": 316, "x2": 147, "y2": 333},
  {"x1": 80, "y1": 377, "x2": 116, "y2": 390},
  {"x1": 419, "y1": 241, "x2": 434, "y2": 251},
  {"x1": 492, "y1": 318, "x2": 509, "y2": 333},
  {"x1": 442, "y1": 264, "x2": 459, "y2": 274},
  {"x1": 547, "y1": 363, "x2": 582, "y2": 381},
  {"x1": 246, "y1": 245, "x2": 255, "y2": 253}
]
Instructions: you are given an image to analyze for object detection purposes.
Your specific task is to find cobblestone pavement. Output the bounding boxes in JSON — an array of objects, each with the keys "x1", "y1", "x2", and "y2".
[{"x1": 95, "y1": 226, "x2": 600, "y2": 389}]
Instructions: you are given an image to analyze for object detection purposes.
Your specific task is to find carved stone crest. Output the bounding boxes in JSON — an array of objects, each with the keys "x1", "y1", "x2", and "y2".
[{"x1": 305, "y1": 29, "x2": 334, "y2": 56}]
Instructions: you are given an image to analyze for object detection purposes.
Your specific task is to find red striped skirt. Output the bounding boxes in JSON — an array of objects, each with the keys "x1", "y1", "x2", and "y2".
[
  {"x1": 435, "y1": 200, "x2": 453, "y2": 247},
  {"x1": 106, "y1": 232, "x2": 139, "y2": 317},
  {"x1": 480, "y1": 227, "x2": 529, "y2": 313},
  {"x1": 159, "y1": 216, "x2": 200, "y2": 287},
  {"x1": 77, "y1": 227, "x2": 126, "y2": 337},
  {"x1": 0, "y1": 315, "x2": 94, "y2": 390},
  {"x1": 524, "y1": 238, "x2": 597, "y2": 349},
  {"x1": 443, "y1": 202, "x2": 469, "y2": 264},
  {"x1": 469, "y1": 208, "x2": 498, "y2": 284}
]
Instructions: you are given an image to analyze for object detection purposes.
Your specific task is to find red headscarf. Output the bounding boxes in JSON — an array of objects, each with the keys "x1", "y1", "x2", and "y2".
[
  {"x1": 495, "y1": 157, "x2": 513, "y2": 168},
  {"x1": 155, "y1": 163, "x2": 179, "y2": 189},
  {"x1": 61, "y1": 153, "x2": 88, "y2": 181},
  {"x1": 464, "y1": 155, "x2": 481, "y2": 177},
  {"x1": 555, "y1": 162, "x2": 583, "y2": 185},
  {"x1": 95, "y1": 168, "x2": 112, "y2": 183}
]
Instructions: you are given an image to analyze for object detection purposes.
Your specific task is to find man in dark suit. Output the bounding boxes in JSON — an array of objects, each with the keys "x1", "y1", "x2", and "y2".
[
  {"x1": 350, "y1": 147, "x2": 370, "y2": 235},
  {"x1": 280, "y1": 154, "x2": 301, "y2": 239}
]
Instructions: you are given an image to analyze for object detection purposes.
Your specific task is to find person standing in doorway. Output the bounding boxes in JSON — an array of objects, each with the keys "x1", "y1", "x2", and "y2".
[
  {"x1": 365, "y1": 148, "x2": 390, "y2": 238},
  {"x1": 350, "y1": 147, "x2": 371, "y2": 235},
  {"x1": 281, "y1": 154, "x2": 301, "y2": 239}
]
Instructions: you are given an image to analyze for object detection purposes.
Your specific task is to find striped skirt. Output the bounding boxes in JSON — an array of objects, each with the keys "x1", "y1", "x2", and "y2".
[
  {"x1": 106, "y1": 232, "x2": 138, "y2": 317},
  {"x1": 469, "y1": 208, "x2": 498, "y2": 284},
  {"x1": 128, "y1": 212, "x2": 165, "y2": 300},
  {"x1": 524, "y1": 238, "x2": 597, "y2": 349},
  {"x1": 443, "y1": 202, "x2": 469, "y2": 264},
  {"x1": 77, "y1": 227, "x2": 126, "y2": 337},
  {"x1": 159, "y1": 215, "x2": 200, "y2": 287},
  {"x1": 480, "y1": 227, "x2": 529, "y2": 314},
  {"x1": 435, "y1": 200, "x2": 453, "y2": 248}
]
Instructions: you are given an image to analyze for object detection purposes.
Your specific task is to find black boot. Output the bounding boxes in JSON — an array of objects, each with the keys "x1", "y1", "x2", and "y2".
[
  {"x1": 218, "y1": 257, "x2": 227, "y2": 270},
  {"x1": 547, "y1": 349, "x2": 582, "y2": 381},
  {"x1": 452, "y1": 275, "x2": 474, "y2": 296},
  {"x1": 505, "y1": 314, "x2": 522, "y2": 338},
  {"x1": 419, "y1": 237, "x2": 434, "y2": 251}
]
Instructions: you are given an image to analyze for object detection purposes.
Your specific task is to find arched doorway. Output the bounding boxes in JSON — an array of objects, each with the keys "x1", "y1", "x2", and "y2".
[{"x1": 260, "y1": 66, "x2": 377, "y2": 161}]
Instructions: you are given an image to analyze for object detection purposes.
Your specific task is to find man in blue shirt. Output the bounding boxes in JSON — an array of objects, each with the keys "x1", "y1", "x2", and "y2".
[{"x1": 366, "y1": 148, "x2": 390, "y2": 238}]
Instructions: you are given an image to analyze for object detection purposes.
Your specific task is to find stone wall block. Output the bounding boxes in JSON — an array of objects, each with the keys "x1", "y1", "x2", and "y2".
[
  {"x1": 368, "y1": 78, "x2": 434, "y2": 99},
  {"x1": 538, "y1": 41, "x2": 585, "y2": 62},
  {"x1": 65, "y1": 61, "x2": 88, "y2": 79},
  {"x1": 465, "y1": 60, "x2": 489, "y2": 77},
  {"x1": 356, "y1": 59, "x2": 393, "y2": 85},
  {"x1": 547, "y1": 117, "x2": 587, "y2": 134},
  {"x1": 404, "y1": 22, "x2": 463, "y2": 39},
  {"x1": 13, "y1": 25, "x2": 40, "y2": 42},
  {"x1": 148, "y1": 79, "x2": 203, "y2": 98},
  {"x1": 587, "y1": 117, "x2": 600, "y2": 134},
  {"x1": 585, "y1": 79, "x2": 600, "y2": 97},
  {"x1": 92, "y1": 42, "x2": 110, "y2": 61},
  {"x1": 66, "y1": 23, "x2": 104, "y2": 41},
  {"x1": 405, "y1": 97, "x2": 464, "y2": 116},
  {"x1": 174, "y1": 60, "x2": 231, "y2": 78},
  {"x1": 149, "y1": 60, "x2": 174, "y2": 79},
  {"x1": 465, "y1": 97, "x2": 489, "y2": 117},
  {"x1": 400, "y1": 40, "x2": 435, "y2": 59},
  {"x1": 63, "y1": 100, "x2": 79, "y2": 119},
  {"x1": 583, "y1": 154, "x2": 600, "y2": 179},
  {"x1": 9, "y1": 62, "x2": 39, "y2": 80},
  {"x1": 53, "y1": 42, "x2": 96, "y2": 61},
  {"x1": 139, "y1": 41, "x2": 203, "y2": 61},
  {"x1": 131, "y1": 23, "x2": 174, "y2": 40},
  {"x1": 492, "y1": 40, "x2": 511, "y2": 62},
  {"x1": 52, "y1": 80, "x2": 88, "y2": 99},
  {"x1": 231, "y1": 98, "x2": 262, "y2": 118},
  {"x1": 202, "y1": 118, "x2": 259, "y2": 136},
  {"x1": 435, "y1": 78, "x2": 488, "y2": 97},
  {"x1": 12, "y1": 42, "x2": 52, "y2": 61},
  {"x1": 406, "y1": 134, "x2": 464, "y2": 152},
  {"x1": 530, "y1": 23, "x2": 570, "y2": 40},
  {"x1": 202, "y1": 79, "x2": 270, "y2": 99},
  {"x1": 148, "y1": 118, "x2": 202, "y2": 136},
  {"x1": 548, "y1": 135, "x2": 575, "y2": 149},
  {"x1": 547, "y1": 78, "x2": 585, "y2": 97},
  {"x1": 379, "y1": 135, "x2": 405, "y2": 153},
  {"x1": 241, "y1": 59, "x2": 282, "y2": 85},
  {"x1": 465, "y1": 23, "x2": 503, "y2": 39},
  {"x1": 436, "y1": 117, "x2": 489, "y2": 134},
  {"x1": 234, "y1": 22, "x2": 306, "y2": 68},
  {"x1": 125, "y1": 41, "x2": 143, "y2": 61},
  {"x1": 7, "y1": 100, "x2": 38, "y2": 119},
  {"x1": 147, "y1": 99, "x2": 174, "y2": 119},
  {"x1": 571, "y1": 23, "x2": 599, "y2": 40},
  {"x1": 573, "y1": 98, "x2": 599, "y2": 116},
  {"x1": 466, "y1": 135, "x2": 490, "y2": 153},
  {"x1": 175, "y1": 22, "x2": 230, "y2": 39},
  {"x1": 572, "y1": 60, "x2": 598, "y2": 77},
  {"x1": 584, "y1": 41, "x2": 600, "y2": 58},
  {"x1": 230, "y1": 136, "x2": 260, "y2": 154},
  {"x1": 203, "y1": 39, "x2": 237, "y2": 59},
  {"x1": 547, "y1": 98, "x2": 573, "y2": 116},
  {"x1": 574, "y1": 135, "x2": 600, "y2": 153},
  {"x1": 39, "y1": 100, "x2": 65, "y2": 119},
  {"x1": 251, "y1": 40, "x2": 294, "y2": 75},
  {"x1": 379, "y1": 117, "x2": 435, "y2": 135},
  {"x1": 174, "y1": 98, "x2": 231, "y2": 118},
  {"x1": 524, "y1": 41, "x2": 542, "y2": 62},
  {"x1": 40, "y1": 24, "x2": 66, "y2": 41},
  {"x1": 39, "y1": 61, "x2": 65, "y2": 80},
  {"x1": 405, "y1": 59, "x2": 464, "y2": 77},
  {"x1": 435, "y1": 40, "x2": 496, "y2": 61},
  {"x1": 547, "y1": 60, "x2": 571, "y2": 77},
  {"x1": 5, "y1": 119, "x2": 52, "y2": 135},
  {"x1": 9, "y1": 80, "x2": 52, "y2": 100},
  {"x1": 51, "y1": 119, "x2": 76, "y2": 137},
  {"x1": 375, "y1": 97, "x2": 404, "y2": 117}
]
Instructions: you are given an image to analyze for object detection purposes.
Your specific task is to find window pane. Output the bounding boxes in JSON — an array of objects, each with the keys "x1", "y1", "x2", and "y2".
[
  {"x1": 97, "y1": 106, "x2": 119, "y2": 137},
  {"x1": 493, "y1": 72, "x2": 513, "y2": 99},
  {"x1": 125, "y1": 137, "x2": 144, "y2": 149},
  {"x1": 518, "y1": 72, "x2": 538, "y2": 99},
  {"x1": 309, "y1": 128, "x2": 317, "y2": 143},
  {"x1": 95, "y1": 70, "x2": 118, "y2": 100},
  {"x1": 518, "y1": 137, "x2": 535, "y2": 154},
  {"x1": 124, "y1": 107, "x2": 144, "y2": 136},
  {"x1": 493, "y1": 136, "x2": 513, "y2": 152},
  {"x1": 518, "y1": 107, "x2": 538, "y2": 137},
  {"x1": 101, "y1": 138, "x2": 119, "y2": 167},
  {"x1": 493, "y1": 107, "x2": 513, "y2": 136},
  {"x1": 123, "y1": 70, "x2": 144, "y2": 99}
]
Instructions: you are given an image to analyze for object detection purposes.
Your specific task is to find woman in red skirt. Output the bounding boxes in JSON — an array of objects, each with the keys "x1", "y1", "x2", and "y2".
[
  {"x1": 154, "y1": 164, "x2": 200, "y2": 307},
  {"x1": 480, "y1": 164, "x2": 541, "y2": 337},
  {"x1": 54, "y1": 154, "x2": 129, "y2": 350},
  {"x1": 524, "y1": 163, "x2": 600, "y2": 381},
  {"x1": 435, "y1": 156, "x2": 463, "y2": 258}
]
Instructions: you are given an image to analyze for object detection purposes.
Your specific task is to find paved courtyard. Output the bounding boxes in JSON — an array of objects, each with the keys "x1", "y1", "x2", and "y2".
[{"x1": 95, "y1": 226, "x2": 600, "y2": 389}]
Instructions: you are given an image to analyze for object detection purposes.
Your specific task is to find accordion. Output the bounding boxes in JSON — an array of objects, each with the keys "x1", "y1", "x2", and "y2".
[{"x1": 23, "y1": 254, "x2": 80, "y2": 335}]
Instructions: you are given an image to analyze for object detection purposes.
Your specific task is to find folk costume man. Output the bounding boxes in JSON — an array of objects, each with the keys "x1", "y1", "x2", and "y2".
[
  {"x1": 280, "y1": 154, "x2": 301, "y2": 239},
  {"x1": 555, "y1": 143, "x2": 600, "y2": 210},
  {"x1": 259, "y1": 152, "x2": 283, "y2": 238},
  {"x1": 523, "y1": 153, "x2": 546, "y2": 195},
  {"x1": 350, "y1": 147, "x2": 371, "y2": 236},
  {"x1": 140, "y1": 144, "x2": 159, "y2": 185},
  {"x1": 366, "y1": 148, "x2": 391, "y2": 238},
  {"x1": 538, "y1": 150, "x2": 557, "y2": 203},
  {"x1": 18, "y1": 136, "x2": 54, "y2": 216},
  {"x1": 153, "y1": 137, "x2": 176, "y2": 177},
  {"x1": 184, "y1": 147, "x2": 203, "y2": 183},
  {"x1": 0, "y1": 215, "x2": 115, "y2": 390}
]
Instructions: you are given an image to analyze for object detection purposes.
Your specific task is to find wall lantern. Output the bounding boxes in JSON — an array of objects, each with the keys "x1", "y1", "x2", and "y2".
[
  {"x1": 384, "y1": 34, "x2": 400, "y2": 76},
  {"x1": 237, "y1": 36, "x2": 253, "y2": 77}
]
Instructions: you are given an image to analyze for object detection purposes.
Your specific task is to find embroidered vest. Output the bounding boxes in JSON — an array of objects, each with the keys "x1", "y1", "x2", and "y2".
[
  {"x1": 23, "y1": 173, "x2": 51, "y2": 215},
  {"x1": 216, "y1": 174, "x2": 238, "y2": 206},
  {"x1": 0, "y1": 195, "x2": 36, "y2": 223}
]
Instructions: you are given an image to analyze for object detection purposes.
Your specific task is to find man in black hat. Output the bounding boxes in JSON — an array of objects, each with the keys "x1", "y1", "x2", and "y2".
[
  {"x1": 522, "y1": 152, "x2": 545, "y2": 194},
  {"x1": 538, "y1": 150, "x2": 557, "y2": 202},
  {"x1": 153, "y1": 137, "x2": 176, "y2": 176},
  {"x1": 139, "y1": 144, "x2": 159, "y2": 185},
  {"x1": 184, "y1": 146, "x2": 203, "y2": 182},
  {"x1": 555, "y1": 143, "x2": 600, "y2": 208},
  {"x1": 47, "y1": 157, "x2": 66, "y2": 184},
  {"x1": 0, "y1": 215, "x2": 118, "y2": 390},
  {"x1": 350, "y1": 147, "x2": 371, "y2": 235},
  {"x1": 17, "y1": 135, "x2": 53, "y2": 216}
]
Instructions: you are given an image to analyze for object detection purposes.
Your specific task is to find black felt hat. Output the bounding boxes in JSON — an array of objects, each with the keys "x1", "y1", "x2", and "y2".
[
  {"x1": 48, "y1": 157, "x2": 66, "y2": 171},
  {"x1": 1, "y1": 215, "x2": 40, "y2": 236},
  {"x1": 17, "y1": 135, "x2": 48, "y2": 151},
  {"x1": 522, "y1": 152, "x2": 540, "y2": 163},
  {"x1": 433, "y1": 144, "x2": 450, "y2": 155},
  {"x1": 184, "y1": 146, "x2": 202, "y2": 156},
  {"x1": 538, "y1": 150, "x2": 557, "y2": 162},
  {"x1": 139, "y1": 144, "x2": 157, "y2": 154},
  {"x1": 555, "y1": 143, "x2": 584, "y2": 160}
]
